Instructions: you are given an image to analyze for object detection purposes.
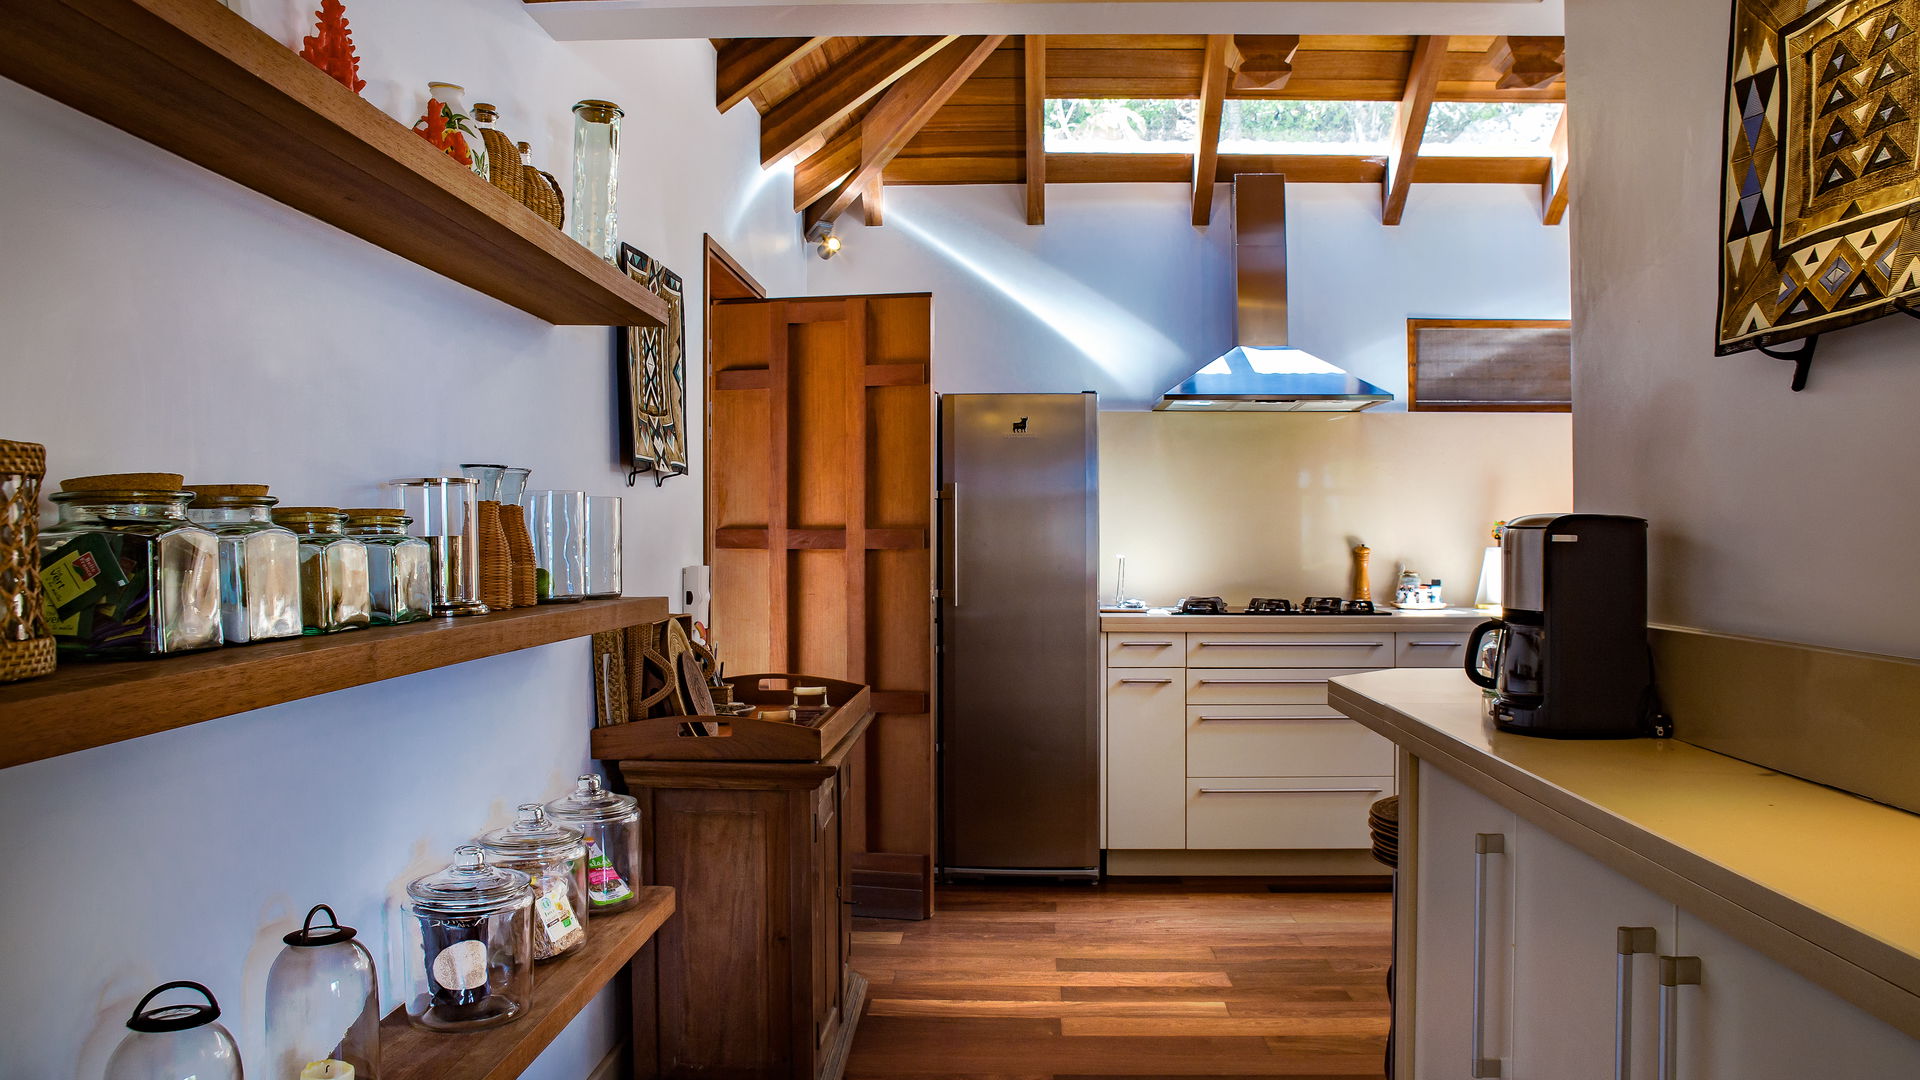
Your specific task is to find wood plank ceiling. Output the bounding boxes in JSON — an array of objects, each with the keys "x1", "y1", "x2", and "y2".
[{"x1": 713, "y1": 34, "x2": 1567, "y2": 233}]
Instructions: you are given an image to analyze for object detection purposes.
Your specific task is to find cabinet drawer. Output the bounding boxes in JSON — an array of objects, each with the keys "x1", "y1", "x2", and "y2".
[
  {"x1": 1185, "y1": 777, "x2": 1391, "y2": 849},
  {"x1": 1395, "y1": 631, "x2": 1471, "y2": 668},
  {"x1": 1106, "y1": 632, "x2": 1184, "y2": 667},
  {"x1": 1187, "y1": 632, "x2": 1393, "y2": 668},
  {"x1": 1185, "y1": 705, "x2": 1395, "y2": 778},
  {"x1": 1186, "y1": 668, "x2": 1369, "y2": 705}
]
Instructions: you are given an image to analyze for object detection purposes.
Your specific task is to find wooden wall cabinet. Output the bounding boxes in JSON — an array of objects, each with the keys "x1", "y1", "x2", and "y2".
[{"x1": 615, "y1": 711, "x2": 872, "y2": 1080}]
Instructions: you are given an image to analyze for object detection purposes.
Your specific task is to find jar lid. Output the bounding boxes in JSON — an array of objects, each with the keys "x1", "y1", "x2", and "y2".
[
  {"x1": 272, "y1": 507, "x2": 347, "y2": 527},
  {"x1": 458, "y1": 462, "x2": 509, "y2": 470},
  {"x1": 477, "y1": 804, "x2": 586, "y2": 862},
  {"x1": 60, "y1": 472, "x2": 184, "y2": 493},
  {"x1": 471, "y1": 103, "x2": 498, "y2": 122},
  {"x1": 573, "y1": 99, "x2": 624, "y2": 122},
  {"x1": 343, "y1": 508, "x2": 411, "y2": 523},
  {"x1": 546, "y1": 774, "x2": 638, "y2": 825},
  {"x1": 124, "y1": 981, "x2": 222, "y2": 1033},
  {"x1": 185, "y1": 484, "x2": 276, "y2": 508},
  {"x1": 282, "y1": 903, "x2": 358, "y2": 948},
  {"x1": 407, "y1": 846, "x2": 532, "y2": 914},
  {"x1": 388, "y1": 476, "x2": 479, "y2": 487}
]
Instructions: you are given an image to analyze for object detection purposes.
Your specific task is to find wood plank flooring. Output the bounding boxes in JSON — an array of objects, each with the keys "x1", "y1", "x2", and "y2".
[{"x1": 845, "y1": 880, "x2": 1391, "y2": 1078}]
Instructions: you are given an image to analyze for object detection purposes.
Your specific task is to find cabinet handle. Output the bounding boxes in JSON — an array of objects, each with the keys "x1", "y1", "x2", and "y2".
[
  {"x1": 1116, "y1": 677, "x2": 1174, "y2": 685},
  {"x1": 1195, "y1": 714, "x2": 1346, "y2": 722},
  {"x1": 1615, "y1": 927, "x2": 1657, "y2": 1080},
  {"x1": 948, "y1": 481, "x2": 962, "y2": 607},
  {"x1": 1657, "y1": 956, "x2": 1701, "y2": 1080},
  {"x1": 1472, "y1": 833, "x2": 1506, "y2": 1079},
  {"x1": 1196, "y1": 640, "x2": 1384, "y2": 648},
  {"x1": 1406, "y1": 640, "x2": 1462, "y2": 647},
  {"x1": 1195, "y1": 678, "x2": 1329, "y2": 685},
  {"x1": 1195, "y1": 786, "x2": 1382, "y2": 794},
  {"x1": 1116, "y1": 640, "x2": 1175, "y2": 647}
]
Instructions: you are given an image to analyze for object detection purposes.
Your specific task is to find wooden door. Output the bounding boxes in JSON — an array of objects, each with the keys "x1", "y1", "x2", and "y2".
[{"x1": 708, "y1": 293, "x2": 935, "y2": 918}]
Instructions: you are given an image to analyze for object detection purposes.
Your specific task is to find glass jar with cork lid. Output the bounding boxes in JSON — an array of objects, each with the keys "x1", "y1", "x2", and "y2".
[
  {"x1": 38, "y1": 472, "x2": 223, "y2": 658},
  {"x1": 343, "y1": 508, "x2": 433, "y2": 625},
  {"x1": 270, "y1": 507, "x2": 371, "y2": 635},
  {"x1": 184, "y1": 484, "x2": 301, "y2": 645}
]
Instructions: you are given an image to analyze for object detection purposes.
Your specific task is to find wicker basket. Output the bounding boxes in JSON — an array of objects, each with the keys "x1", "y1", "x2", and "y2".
[
  {"x1": 516, "y1": 141, "x2": 564, "y2": 229},
  {"x1": 0, "y1": 439, "x2": 55, "y2": 683},
  {"x1": 471, "y1": 104, "x2": 525, "y2": 203},
  {"x1": 500, "y1": 503, "x2": 538, "y2": 608},
  {"x1": 476, "y1": 499, "x2": 513, "y2": 611}
]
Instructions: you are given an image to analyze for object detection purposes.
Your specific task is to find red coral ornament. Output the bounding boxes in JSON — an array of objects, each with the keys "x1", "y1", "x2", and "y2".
[
  {"x1": 413, "y1": 98, "x2": 474, "y2": 167},
  {"x1": 298, "y1": 0, "x2": 367, "y2": 94}
]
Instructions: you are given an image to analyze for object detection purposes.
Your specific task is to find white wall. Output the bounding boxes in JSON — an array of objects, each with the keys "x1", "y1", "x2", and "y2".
[
  {"x1": 0, "y1": 3, "x2": 803, "y2": 1076},
  {"x1": 806, "y1": 182, "x2": 1572, "y2": 409},
  {"x1": 1568, "y1": 0, "x2": 1920, "y2": 658}
]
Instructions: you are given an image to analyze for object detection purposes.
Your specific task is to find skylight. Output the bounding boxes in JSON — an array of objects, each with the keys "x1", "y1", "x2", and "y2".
[
  {"x1": 1218, "y1": 100, "x2": 1395, "y2": 156},
  {"x1": 1044, "y1": 99, "x2": 1198, "y2": 153},
  {"x1": 1420, "y1": 102, "x2": 1564, "y2": 157}
]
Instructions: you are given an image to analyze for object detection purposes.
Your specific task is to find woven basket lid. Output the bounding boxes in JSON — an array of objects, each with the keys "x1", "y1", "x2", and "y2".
[
  {"x1": 61, "y1": 472, "x2": 184, "y2": 492},
  {"x1": 0, "y1": 439, "x2": 46, "y2": 476}
]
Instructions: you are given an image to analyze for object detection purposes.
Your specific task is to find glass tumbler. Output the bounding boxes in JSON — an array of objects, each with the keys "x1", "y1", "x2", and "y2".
[
  {"x1": 404, "y1": 846, "x2": 533, "y2": 1032},
  {"x1": 583, "y1": 495, "x2": 622, "y2": 598},
  {"x1": 569, "y1": 100, "x2": 622, "y2": 261},
  {"x1": 389, "y1": 477, "x2": 488, "y2": 616},
  {"x1": 522, "y1": 490, "x2": 588, "y2": 602}
]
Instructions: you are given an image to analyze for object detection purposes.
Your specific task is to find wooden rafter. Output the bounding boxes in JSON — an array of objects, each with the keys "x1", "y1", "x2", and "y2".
[
  {"x1": 1227, "y1": 35, "x2": 1300, "y2": 91},
  {"x1": 759, "y1": 35, "x2": 955, "y2": 166},
  {"x1": 1542, "y1": 105, "x2": 1570, "y2": 225},
  {"x1": 1382, "y1": 34, "x2": 1447, "y2": 225},
  {"x1": 802, "y1": 35, "x2": 1006, "y2": 233},
  {"x1": 1192, "y1": 35, "x2": 1229, "y2": 227},
  {"x1": 1025, "y1": 35, "x2": 1046, "y2": 225},
  {"x1": 861, "y1": 176, "x2": 884, "y2": 225},
  {"x1": 716, "y1": 37, "x2": 830, "y2": 113},
  {"x1": 1488, "y1": 35, "x2": 1565, "y2": 91}
]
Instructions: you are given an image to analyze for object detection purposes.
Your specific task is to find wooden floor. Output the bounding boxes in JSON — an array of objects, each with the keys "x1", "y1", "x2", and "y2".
[{"x1": 844, "y1": 880, "x2": 1392, "y2": 1079}]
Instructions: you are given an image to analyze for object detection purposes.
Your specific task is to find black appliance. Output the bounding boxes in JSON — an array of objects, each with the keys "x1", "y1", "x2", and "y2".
[
  {"x1": 1175, "y1": 597, "x2": 1388, "y2": 616},
  {"x1": 1176, "y1": 596, "x2": 1229, "y2": 615},
  {"x1": 1464, "y1": 514, "x2": 1666, "y2": 739}
]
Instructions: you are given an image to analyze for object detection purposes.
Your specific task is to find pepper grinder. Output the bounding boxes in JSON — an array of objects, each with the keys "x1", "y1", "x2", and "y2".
[{"x1": 1351, "y1": 544, "x2": 1372, "y2": 602}]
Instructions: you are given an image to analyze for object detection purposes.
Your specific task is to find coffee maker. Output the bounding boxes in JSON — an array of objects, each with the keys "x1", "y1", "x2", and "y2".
[{"x1": 1464, "y1": 514, "x2": 1664, "y2": 738}]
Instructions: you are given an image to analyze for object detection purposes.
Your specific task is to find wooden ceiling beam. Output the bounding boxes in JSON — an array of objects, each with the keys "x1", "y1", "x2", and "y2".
[
  {"x1": 1227, "y1": 35, "x2": 1300, "y2": 91},
  {"x1": 759, "y1": 35, "x2": 955, "y2": 166},
  {"x1": 1543, "y1": 105, "x2": 1570, "y2": 225},
  {"x1": 861, "y1": 176, "x2": 885, "y2": 226},
  {"x1": 1382, "y1": 34, "x2": 1447, "y2": 226},
  {"x1": 1192, "y1": 35, "x2": 1229, "y2": 227},
  {"x1": 1025, "y1": 35, "x2": 1046, "y2": 225},
  {"x1": 1488, "y1": 35, "x2": 1565, "y2": 91},
  {"x1": 715, "y1": 36, "x2": 831, "y2": 113},
  {"x1": 802, "y1": 35, "x2": 1006, "y2": 233}
]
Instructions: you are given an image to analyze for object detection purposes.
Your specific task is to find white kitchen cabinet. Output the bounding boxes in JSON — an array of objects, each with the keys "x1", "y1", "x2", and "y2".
[
  {"x1": 1187, "y1": 631, "x2": 1394, "y2": 669},
  {"x1": 1186, "y1": 776, "x2": 1390, "y2": 849},
  {"x1": 1185, "y1": 667, "x2": 1368, "y2": 706},
  {"x1": 1105, "y1": 668, "x2": 1185, "y2": 849},
  {"x1": 1185, "y1": 705, "x2": 1393, "y2": 778},
  {"x1": 1413, "y1": 765, "x2": 1517, "y2": 1080},
  {"x1": 1395, "y1": 631, "x2": 1472, "y2": 669},
  {"x1": 1668, "y1": 912, "x2": 1920, "y2": 1080},
  {"x1": 1105, "y1": 632, "x2": 1184, "y2": 667}
]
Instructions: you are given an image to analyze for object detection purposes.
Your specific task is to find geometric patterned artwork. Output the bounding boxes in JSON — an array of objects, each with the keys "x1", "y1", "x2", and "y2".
[
  {"x1": 1719, "y1": 0, "x2": 1920, "y2": 355},
  {"x1": 617, "y1": 243, "x2": 689, "y2": 487}
]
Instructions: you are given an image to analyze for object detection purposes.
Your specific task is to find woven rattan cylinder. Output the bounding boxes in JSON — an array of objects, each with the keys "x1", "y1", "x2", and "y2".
[
  {"x1": 0, "y1": 439, "x2": 55, "y2": 683},
  {"x1": 471, "y1": 104, "x2": 525, "y2": 202},
  {"x1": 500, "y1": 503, "x2": 539, "y2": 608},
  {"x1": 476, "y1": 499, "x2": 513, "y2": 611},
  {"x1": 516, "y1": 142, "x2": 564, "y2": 229}
]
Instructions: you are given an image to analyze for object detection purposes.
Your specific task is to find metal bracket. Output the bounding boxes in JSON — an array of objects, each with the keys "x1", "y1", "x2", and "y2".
[{"x1": 1756, "y1": 335, "x2": 1818, "y2": 392}]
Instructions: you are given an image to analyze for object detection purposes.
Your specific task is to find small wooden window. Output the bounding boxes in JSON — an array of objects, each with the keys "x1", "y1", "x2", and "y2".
[{"x1": 1407, "y1": 318, "x2": 1572, "y2": 412}]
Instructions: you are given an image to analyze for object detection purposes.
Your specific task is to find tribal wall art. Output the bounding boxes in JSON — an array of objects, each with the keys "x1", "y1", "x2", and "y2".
[
  {"x1": 617, "y1": 243, "x2": 688, "y2": 486},
  {"x1": 1720, "y1": 0, "x2": 1920, "y2": 389}
]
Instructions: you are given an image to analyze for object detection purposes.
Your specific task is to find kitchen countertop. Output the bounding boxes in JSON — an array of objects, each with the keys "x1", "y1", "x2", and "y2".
[
  {"x1": 1329, "y1": 667, "x2": 1920, "y2": 1039},
  {"x1": 1101, "y1": 608, "x2": 1491, "y2": 632}
]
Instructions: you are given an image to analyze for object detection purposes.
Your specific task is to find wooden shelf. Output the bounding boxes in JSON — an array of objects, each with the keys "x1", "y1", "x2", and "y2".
[
  {"x1": 0, "y1": 596, "x2": 667, "y2": 769},
  {"x1": 0, "y1": 0, "x2": 667, "y2": 327},
  {"x1": 383, "y1": 887, "x2": 677, "y2": 1080}
]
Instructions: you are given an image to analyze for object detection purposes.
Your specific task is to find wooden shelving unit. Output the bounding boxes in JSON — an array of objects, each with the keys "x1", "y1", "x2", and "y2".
[
  {"x1": 382, "y1": 886, "x2": 677, "y2": 1080},
  {"x1": 0, "y1": 595, "x2": 667, "y2": 769},
  {"x1": 0, "y1": 0, "x2": 667, "y2": 327}
]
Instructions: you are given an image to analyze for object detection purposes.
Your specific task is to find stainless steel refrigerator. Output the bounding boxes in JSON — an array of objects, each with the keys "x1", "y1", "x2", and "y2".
[{"x1": 938, "y1": 393, "x2": 1100, "y2": 878}]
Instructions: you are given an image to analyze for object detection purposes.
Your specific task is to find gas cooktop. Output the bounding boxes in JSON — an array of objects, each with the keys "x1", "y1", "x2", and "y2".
[{"x1": 1173, "y1": 596, "x2": 1390, "y2": 616}]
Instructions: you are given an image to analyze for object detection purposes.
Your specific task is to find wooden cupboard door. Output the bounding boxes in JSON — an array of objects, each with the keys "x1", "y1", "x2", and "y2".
[
  {"x1": 1509, "y1": 820, "x2": 1675, "y2": 1080},
  {"x1": 1105, "y1": 668, "x2": 1185, "y2": 849},
  {"x1": 810, "y1": 778, "x2": 843, "y2": 1062},
  {"x1": 1670, "y1": 912, "x2": 1920, "y2": 1080},
  {"x1": 1412, "y1": 761, "x2": 1517, "y2": 1080}
]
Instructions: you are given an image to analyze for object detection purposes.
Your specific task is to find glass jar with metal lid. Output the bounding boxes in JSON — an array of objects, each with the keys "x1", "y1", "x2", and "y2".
[
  {"x1": 271, "y1": 508, "x2": 371, "y2": 635},
  {"x1": 545, "y1": 774, "x2": 641, "y2": 914},
  {"x1": 184, "y1": 484, "x2": 301, "y2": 645},
  {"x1": 343, "y1": 508, "x2": 433, "y2": 625},
  {"x1": 39, "y1": 473, "x2": 222, "y2": 658},
  {"x1": 476, "y1": 805, "x2": 589, "y2": 961},
  {"x1": 403, "y1": 846, "x2": 533, "y2": 1032}
]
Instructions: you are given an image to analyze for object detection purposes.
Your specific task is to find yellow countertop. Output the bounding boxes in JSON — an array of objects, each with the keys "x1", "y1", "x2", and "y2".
[
  {"x1": 1101, "y1": 608, "x2": 1492, "y2": 632},
  {"x1": 1330, "y1": 667, "x2": 1920, "y2": 1038}
]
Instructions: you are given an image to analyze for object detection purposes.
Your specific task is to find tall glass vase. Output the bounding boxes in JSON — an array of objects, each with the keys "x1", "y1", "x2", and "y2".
[{"x1": 569, "y1": 100, "x2": 622, "y2": 262}]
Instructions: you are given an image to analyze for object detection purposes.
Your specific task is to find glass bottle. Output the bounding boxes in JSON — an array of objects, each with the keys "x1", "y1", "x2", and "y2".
[
  {"x1": 569, "y1": 99, "x2": 622, "y2": 261},
  {"x1": 105, "y1": 981, "x2": 243, "y2": 1080},
  {"x1": 185, "y1": 484, "x2": 302, "y2": 645},
  {"x1": 388, "y1": 477, "x2": 488, "y2": 617},
  {"x1": 477, "y1": 805, "x2": 589, "y2": 962},
  {"x1": 272, "y1": 508, "x2": 371, "y2": 635},
  {"x1": 522, "y1": 490, "x2": 588, "y2": 602},
  {"x1": 265, "y1": 904, "x2": 380, "y2": 1080},
  {"x1": 343, "y1": 509, "x2": 433, "y2": 625},
  {"x1": 404, "y1": 846, "x2": 534, "y2": 1032},
  {"x1": 39, "y1": 473, "x2": 222, "y2": 658},
  {"x1": 583, "y1": 495, "x2": 622, "y2": 598},
  {"x1": 545, "y1": 774, "x2": 641, "y2": 915}
]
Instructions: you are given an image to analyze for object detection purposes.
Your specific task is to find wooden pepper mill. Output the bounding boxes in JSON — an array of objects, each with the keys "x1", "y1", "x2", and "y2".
[{"x1": 1352, "y1": 543, "x2": 1372, "y2": 602}]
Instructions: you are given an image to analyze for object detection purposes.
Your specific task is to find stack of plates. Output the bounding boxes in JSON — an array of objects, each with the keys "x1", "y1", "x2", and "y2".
[{"x1": 1368, "y1": 795, "x2": 1400, "y2": 869}]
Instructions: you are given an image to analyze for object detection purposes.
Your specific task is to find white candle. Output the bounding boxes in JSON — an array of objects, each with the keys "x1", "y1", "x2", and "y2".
[{"x1": 300, "y1": 1061, "x2": 354, "y2": 1080}]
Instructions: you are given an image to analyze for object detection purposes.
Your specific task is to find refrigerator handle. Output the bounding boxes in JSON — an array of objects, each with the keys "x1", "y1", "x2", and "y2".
[{"x1": 948, "y1": 480, "x2": 962, "y2": 607}]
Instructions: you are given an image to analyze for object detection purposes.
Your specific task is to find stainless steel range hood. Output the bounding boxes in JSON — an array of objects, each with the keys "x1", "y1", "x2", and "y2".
[{"x1": 1156, "y1": 174, "x2": 1392, "y2": 412}]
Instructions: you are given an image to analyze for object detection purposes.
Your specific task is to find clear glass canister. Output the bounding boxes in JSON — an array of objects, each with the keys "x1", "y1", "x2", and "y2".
[
  {"x1": 477, "y1": 805, "x2": 588, "y2": 961},
  {"x1": 582, "y1": 495, "x2": 622, "y2": 598},
  {"x1": 569, "y1": 99, "x2": 622, "y2": 261},
  {"x1": 184, "y1": 485, "x2": 302, "y2": 645},
  {"x1": 545, "y1": 774, "x2": 641, "y2": 914},
  {"x1": 105, "y1": 981, "x2": 242, "y2": 1080},
  {"x1": 272, "y1": 508, "x2": 371, "y2": 635},
  {"x1": 389, "y1": 477, "x2": 487, "y2": 616},
  {"x1": 343, "y1": 509, "x2": 433, "y2": 625},
  {"x1": 404, "y1": 846, "x2": 533, "y2": 1032},
  {"x1": 522, "y1": 489, "x2": 587, "y2": 602},
  {"x1": 265, "y1": 904, "x2": 380, "y2": 1080},
  {"x1": 39, "y1": 474, "x2": 222, "y2": 658}
]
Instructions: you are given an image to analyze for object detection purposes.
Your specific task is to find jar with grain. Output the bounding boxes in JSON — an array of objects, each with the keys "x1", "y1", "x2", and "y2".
[
  {"x1": 343, "y1": 508, "x2": 433, "y2": 625},
  {"x1": 39, "y1": 473, "x2": 222, "y2": 658},
  {"x1": 185, "y1": 484, "x2": 302, "y2": 645},
  {"x1": 271, "y1": 508, "x2": 371, "y2": 635}
]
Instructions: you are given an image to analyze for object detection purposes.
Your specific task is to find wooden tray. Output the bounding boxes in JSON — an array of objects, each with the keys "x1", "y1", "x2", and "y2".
[{"x1": 590, "y1": 673, "x2": 871, "y2": 763}]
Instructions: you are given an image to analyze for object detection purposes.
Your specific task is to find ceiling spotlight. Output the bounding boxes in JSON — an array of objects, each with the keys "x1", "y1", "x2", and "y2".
[{"x1": 816, "y1": 233, "x2": 842, "y2": 260}]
